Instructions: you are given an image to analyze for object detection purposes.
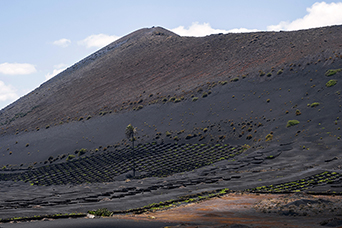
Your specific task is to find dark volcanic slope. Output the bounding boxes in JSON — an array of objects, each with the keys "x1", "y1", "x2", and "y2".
[
  {"x1": 1, "y1": 26, "x2": 342, "y2": 133},
  {"x1": 0, "y1": 26, "x2": 342, "y2": 222}
]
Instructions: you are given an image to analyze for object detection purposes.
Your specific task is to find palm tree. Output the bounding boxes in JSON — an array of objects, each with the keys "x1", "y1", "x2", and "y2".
[{"x1": 125, "y1": 124, "x2": 137, "y2": 176}]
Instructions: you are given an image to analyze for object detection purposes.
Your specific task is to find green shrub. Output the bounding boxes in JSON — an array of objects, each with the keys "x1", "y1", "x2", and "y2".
[
  {"x1": 230, "y1": 77, "x2": 239, "y2": 82},
  {"x1": 169, "y1": 97, "x2": 176, "y2": 102},
  {"x1": 277, "y1": 69, "x2": 283, "y2": 75},
  {"x1": 259, "y1": 70, "x2": 265, "y2": 76},
  {"x1": 161, "y1": 97, "x2": 168, "y2": 102},
  {"x1": 174, "y1": 98, "x2": 181, "y2": 103},
  {"x1": 86, "y1": 115, "x2": 92, "y2": 120},
  {"x1": 295, "y1": 109, "x2": 301, "y2": 116},
  {"x1": 286, "y1": 120, "x2": 300, "y2": 127},
  {"x1": 203, "y1": 128, "x2": 208, "y2": 132},
  {"x1": 310, "y1": 102, "x2": 320, "y2": 107},
  {"x1": 66, "y1": 155, "x2": 75, "y2": 161},
  {"x1": 88, "y1": 208, "x2": 113, "y2": 217},
  {"x1": 220, "y1": 81, "x2": 228, "y2": 85},
  {"x1": 192, "y1": 97, "x2": 198, "y2": 102},
  {"x1": 165, "y1": 131, "x2": 172, "y2": 136},
  {"x1": 265, "y1": 134, "x2": 273, "y2": 141},
  {"x1": 78, "y1": 148, "x2": 87, "y2": 156},
  {"x1": 202, "y1": 92, "x2": 208, "y2": 98},
  {"x1": 326, "y1": 79, "x2": 337, "y2": 87},
  {"x1": 325, "y1": 69, "x2": 342, "y2": 76},
  {"x1": 266, "y1": 72, "x2": 272, "y2": 77}
]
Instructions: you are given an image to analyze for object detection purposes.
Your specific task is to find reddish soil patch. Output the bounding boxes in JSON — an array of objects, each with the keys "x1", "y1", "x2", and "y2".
[{"x1": 117, "y1": 193, "x2": 342, "y2": 228}]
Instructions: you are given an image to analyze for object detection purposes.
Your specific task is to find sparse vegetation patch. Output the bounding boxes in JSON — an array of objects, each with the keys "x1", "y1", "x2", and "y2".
[
  {"x1": 286, "y1": 120, "x2": 300, "y2": 127},
  {"x1": 310, "y1": 102, "x2": 320, "y2": 107},
  {"x1": 325, "y1": 69, "x2": 342, "y2": 76},
  {"x1": 326, "y1": 79, "x2": 337, "y2": 87}
]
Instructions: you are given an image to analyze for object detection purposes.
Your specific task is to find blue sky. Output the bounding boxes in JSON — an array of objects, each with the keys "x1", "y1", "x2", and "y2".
[{"x1": 1, "y1": 0, "x2": 342, "y2": 109}]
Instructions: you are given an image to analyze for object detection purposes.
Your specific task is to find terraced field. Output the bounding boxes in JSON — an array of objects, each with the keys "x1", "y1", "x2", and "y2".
[
  {"x1": 248, "y1": 171, "x2": 342, "y2": 194},
  {"x1": 0, "y1": 142, "x2": 244, "y2": 186}
]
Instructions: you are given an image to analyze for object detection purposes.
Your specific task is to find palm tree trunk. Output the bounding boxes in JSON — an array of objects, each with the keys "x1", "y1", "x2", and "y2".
[{"x1": 132, "y1": 135, "x2": 135, "y2": 177}]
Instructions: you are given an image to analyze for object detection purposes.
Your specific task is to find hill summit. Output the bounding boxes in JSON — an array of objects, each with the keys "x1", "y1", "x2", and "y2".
[{"x1": 1, "y1": 25, "x2": 342, "y2": 134}]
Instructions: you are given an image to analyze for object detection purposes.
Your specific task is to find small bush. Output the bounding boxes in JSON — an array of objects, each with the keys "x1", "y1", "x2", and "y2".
[
  {"x1": 266, "y1": 72, "x2": 272, "y2": 77},
  {"x1": 86, "y1": 115, "x2": 92, "y2": 120},
  {"x1": 185, "y1": 134, "x2": 194, "y2": 139},
  {"x1": 325, "y1": 69, "x2": 342, "y2": 76},
  {"x1": 88, "y1": 208, "x2": 113, "y2": 217},
  {"x1": 66, "y1": 155, "x2": 75, "y2": 161},
  {"x1": 25, "y1": 143, "x2": 29, "y2": 147},
  {"x1": 286, "y1": 120, "x2": 300, "y2": 127},
  {"x1": 78, "y1": 117, "x2": 84, "y2": 121},
  {"x1": 161, "y1": 97, "x2": 168, "y2": 102},
  {"x1": 174, "y1": 98, "x2": 181, "y2": 103},
  {"x1": 230, "y1": 77, "x2": 239, "y2": 82},
  {"x1": 202, "y1": 92, "x2": 208, "y2": 98},
  {"x1": 326, "y1": 79, "x2": 337, "y2": 87},
  {"x1": 259, "y1": 70, "x2": 265, "y2": 76},
  {"x1": 192, "y1": 97, "x2": 198, "y2": 102},
  {"x1": 78, "y1": 148, "x2": 87, "y2": 156},
  {"x1": 203, "y1": 128, "x2": 208, "y2": 132},
  {"x1": 136, "y1": 105, "x2": 143, "y2": 110},
  {"x1": 169, "y1": 97, "x2": 176, "y2": 102},
  {"x1": 266, "y1": 99, "x2": 270, "y2": 103},
  {"x1": 295, "y1": 109, "x2": 301, "y2": 116},
  {"x1": 165, "y1": 131, "x2": 172, "y2": 136},
  {"x1": 277, "y1": 69, "x2": 283, "y2": 75},
  {"x1": 220, "y1": 81, "x2": 228, "y2": 85},
  {"x1": 265, "y1": 133, "x2": 273, "y2": 141},
  {"x1": 310, "y1": 102, "x2": 320, "y2": 107}
]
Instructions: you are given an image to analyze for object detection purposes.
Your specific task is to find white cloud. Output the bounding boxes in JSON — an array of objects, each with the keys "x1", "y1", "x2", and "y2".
[
  {"x1": 226, "y1": 27, "x2": 260, "y2": 33},
  {"x1": 78, "y1": 34, "x2": 120, "y2": 48},
  {"x1": 0, "y1": 63, "x2": 37, "y2": 75},
  {"x1": 0, "y1": 81, "x2": 18, "y2": 102},
  {"x1": 45, "y1": 63, "x2": 67, "y2": 80},
  {"x1": 267, "y1": 2, "x2": 342, "y2": 31},
  {"x1": 53, "y1": 38, "x2": 71, "y2": 48},
  {"x1": 171, "y1": 22, "x2": 259, "y2": 37}
]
